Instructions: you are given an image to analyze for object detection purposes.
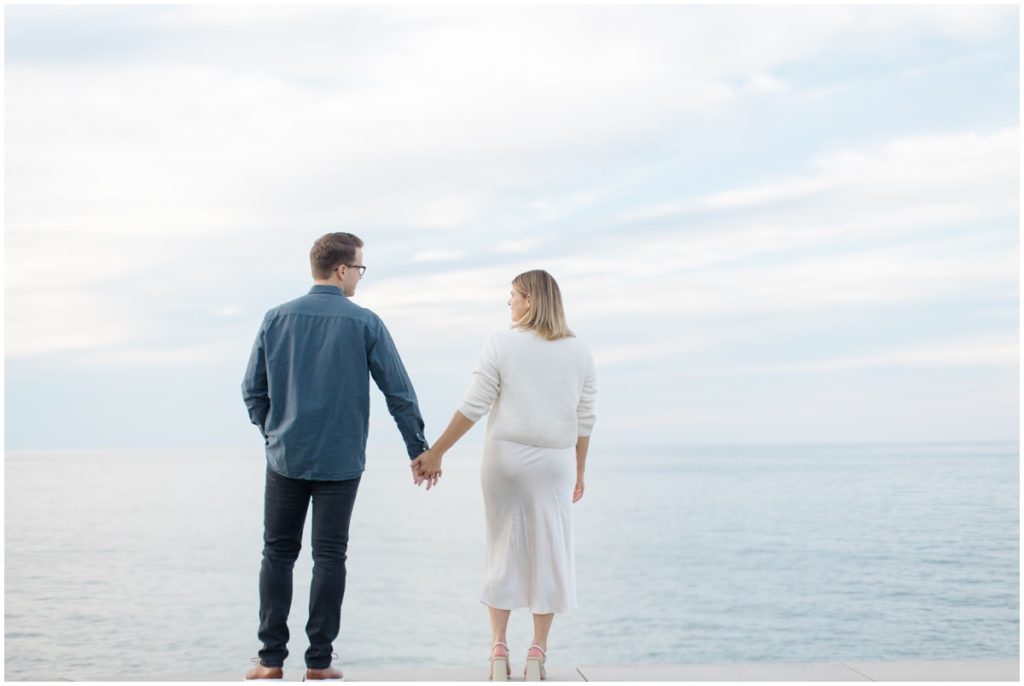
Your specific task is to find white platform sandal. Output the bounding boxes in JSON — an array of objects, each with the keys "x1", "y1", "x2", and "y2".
[
  {"x1": 489, "y1": 641, "x2": 511, "y2": 681},
  {"x1": 524, "y1": 644, "x2": 546, "y2": 681}
]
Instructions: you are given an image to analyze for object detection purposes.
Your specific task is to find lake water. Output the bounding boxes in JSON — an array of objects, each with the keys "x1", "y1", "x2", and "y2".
[{"x1": 4, "y1": 442, "x2": 1019, "y2": 679}]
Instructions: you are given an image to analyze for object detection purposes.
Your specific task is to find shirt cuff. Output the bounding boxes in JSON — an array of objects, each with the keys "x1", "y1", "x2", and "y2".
[{"x1": 407, "y1": 436, "x2": 430, "y2": 458}]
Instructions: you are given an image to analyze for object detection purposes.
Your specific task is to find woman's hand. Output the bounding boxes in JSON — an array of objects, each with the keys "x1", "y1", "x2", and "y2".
[
  {"x1": 572, "y1": 475, "x2": 585, "y2": 503},
  {"x1": 411, "y1": 449, "x2": 444, "y2": 490}
]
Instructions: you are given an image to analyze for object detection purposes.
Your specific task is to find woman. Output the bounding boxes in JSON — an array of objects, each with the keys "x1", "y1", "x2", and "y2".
[{"x1": 412, "y1": 269, "x2": 596, "y2": 682}]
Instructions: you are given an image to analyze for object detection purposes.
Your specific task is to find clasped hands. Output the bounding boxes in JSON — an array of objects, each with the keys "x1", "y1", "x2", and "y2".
[{"x1": 410, "y1": 449, "x2": 443, "y2": 490}]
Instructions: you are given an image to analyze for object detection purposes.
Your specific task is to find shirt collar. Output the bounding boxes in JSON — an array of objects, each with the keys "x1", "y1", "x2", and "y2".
[{"x1": 309, "y1": 284, "x2": 346, "y2": 297}]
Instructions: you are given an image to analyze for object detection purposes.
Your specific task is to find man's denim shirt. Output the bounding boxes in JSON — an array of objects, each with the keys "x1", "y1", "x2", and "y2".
[{"x1": 242, "y1": 285, "x2": 429, "y2": 480}]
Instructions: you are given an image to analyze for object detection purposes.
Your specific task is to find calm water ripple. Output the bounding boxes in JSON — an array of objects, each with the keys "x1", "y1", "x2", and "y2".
[{"x1": 5, "y1": 443, "x2": 1019, "y2": 679}]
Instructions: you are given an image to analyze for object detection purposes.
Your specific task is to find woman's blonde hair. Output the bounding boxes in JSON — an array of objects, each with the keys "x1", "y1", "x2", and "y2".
[{"x1": 511, "y1": 269, "x2": 575, "y2": 341}]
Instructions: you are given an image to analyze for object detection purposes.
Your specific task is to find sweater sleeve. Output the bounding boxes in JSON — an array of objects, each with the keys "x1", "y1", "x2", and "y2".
[
  {"x1": 576, "y1": 349, "x2": 597, "y2": 437},
  {"x1": 458, "y1": 334, "x2": 501, "y2": 422}
]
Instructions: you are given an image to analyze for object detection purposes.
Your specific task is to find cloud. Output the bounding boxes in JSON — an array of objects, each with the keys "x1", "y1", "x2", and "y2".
[
  {"x1": 5, "y1": 291, "x2": 135, "y2": 357},
  {"x1": 676, "y1": 337, "x2": 1019, "y2": 377},
  {"x1": 646, "y1": 127, "x2": 1018, "y2": 216},
  {"x1": 6, "y1": 111, "x2": 1015, "y2": 359},
  {"x1": 743, "y1": 72, "x2": 790, "y2": 95},
  {"x1": 611, "y1": 125, "x2": 1018, "y2": 274},
  {"x1": 564, "y1": 234, "x2": 1016, "y2": 321},
  {"x1": 412, "y1": 249, "x2": 466, "y2": 263},
  {"x1": 698, "y1": 176, "x2": 837, "y2": 210},
  {"x1": 4, "y1": 5, "x2": 1017, "y2": 447},
  {"x1": 493, "y1": 237, "x2": 553, "y2": 254},
  {"x1": 591, "y1": 342, "x2": 687, "y2": 366},
  {"x1": 79, "y1": 340, "x2": 246, "y2": 369}
]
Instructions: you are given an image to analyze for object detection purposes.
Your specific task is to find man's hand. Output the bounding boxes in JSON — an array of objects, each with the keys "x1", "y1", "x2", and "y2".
[{"x1": 411, "y1": 449, "x2": 443, "y2": 490}]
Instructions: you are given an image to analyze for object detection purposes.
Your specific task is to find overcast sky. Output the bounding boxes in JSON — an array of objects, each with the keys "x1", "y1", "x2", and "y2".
[{"x1": 5, "y1": 4, "x2": 1019, "y2": 454}]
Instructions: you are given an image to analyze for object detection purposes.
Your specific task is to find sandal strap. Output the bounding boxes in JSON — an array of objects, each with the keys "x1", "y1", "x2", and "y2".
[
  {"x1": 492, "y1": 641, "x2": 510, "y2": 650},
  {"x1": 528, "y1": 644, "x2": 547, "y2": 657}
]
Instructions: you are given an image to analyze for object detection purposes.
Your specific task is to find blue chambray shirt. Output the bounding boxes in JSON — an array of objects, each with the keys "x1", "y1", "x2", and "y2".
[{"x1": 242, "y1": 285, "x2": 429, "y2": 480}]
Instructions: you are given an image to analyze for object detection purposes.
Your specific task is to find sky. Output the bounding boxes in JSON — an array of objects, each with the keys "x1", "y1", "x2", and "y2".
[{"x1": 4, "y1": 3, "x2": 1020, "y2": 453}]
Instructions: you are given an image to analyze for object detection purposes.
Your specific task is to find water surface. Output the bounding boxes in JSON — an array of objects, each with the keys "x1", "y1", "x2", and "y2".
[{"x1": 5, "y1": 442, "x2": 1018, "y2": 679}]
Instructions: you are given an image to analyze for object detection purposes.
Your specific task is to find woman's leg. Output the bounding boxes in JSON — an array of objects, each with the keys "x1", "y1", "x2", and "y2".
[
  {"x1": 525, "y1": 613, "x2": 553, "y2": 680},
  {"x1": 530, "y1": 613, "x2": 554, "y2": 653},
  {"x1": 487, "y1": 606, "x2": 512, "y2": 679},
  {"x1": 488, "y1": 606, "x2": 512, "y2": 655}
]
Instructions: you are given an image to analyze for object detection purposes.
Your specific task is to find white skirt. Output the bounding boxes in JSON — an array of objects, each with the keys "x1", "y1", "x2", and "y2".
[{"x1": 479, "y1": 436, "x2": 577, "y2": 614}]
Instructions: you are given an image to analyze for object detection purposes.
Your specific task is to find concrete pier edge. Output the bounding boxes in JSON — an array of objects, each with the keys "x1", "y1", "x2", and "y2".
[{"x1": 39, "y1": 658, "x2": 1020, "y2": 682}]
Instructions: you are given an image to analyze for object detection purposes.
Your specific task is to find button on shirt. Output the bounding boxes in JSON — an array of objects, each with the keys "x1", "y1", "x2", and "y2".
[{"x1": 242, "y1": 285, "x2": 429, "y2": 480}]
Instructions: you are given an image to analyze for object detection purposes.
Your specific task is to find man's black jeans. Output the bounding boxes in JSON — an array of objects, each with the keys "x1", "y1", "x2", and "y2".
[{"x1": 257, "y1": 466, "x2": 361, "y2": 669}]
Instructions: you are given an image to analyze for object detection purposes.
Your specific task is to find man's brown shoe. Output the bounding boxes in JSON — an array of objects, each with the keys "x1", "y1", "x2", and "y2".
[
  {"x1": 244, "y1": 658, "x2": 283, "y2": 680},
  {"x1": 304, "y1": 666, "x2": 344, "y2": 681}
]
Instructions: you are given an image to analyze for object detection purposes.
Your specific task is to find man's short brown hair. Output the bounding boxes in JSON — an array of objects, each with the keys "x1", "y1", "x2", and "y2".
[{"x1": 310, "y1": 232, "x2": 364, "y2": 279}]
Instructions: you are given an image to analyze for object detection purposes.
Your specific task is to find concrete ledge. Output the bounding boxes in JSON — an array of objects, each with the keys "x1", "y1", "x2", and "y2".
[
  {"x1": 579, "y1": 662, "x2": 871, "y2": 681},
  {"x1": 842, "y1": 660, "x2": 1020, "y2": 682},
  {"x1": 39, "y1": 659, "x2": 1020, "y2": 682},
  {"x1": 577, "y1": 660, "x2": 1019, "y2": 682},
  {"x1": 345, "y1": 666, "x2": 584, "y2": 681}
]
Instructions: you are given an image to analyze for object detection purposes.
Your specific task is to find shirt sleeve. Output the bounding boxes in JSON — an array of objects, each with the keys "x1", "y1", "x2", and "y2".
[
  {"x1": 458, "y1": 334, "x2": 501, "y2": 422},
  {"x1": 366, "y1": 316, "x2": 430, "y2": 459},
  {"x1": 576, "y1": 349, "x2": 597, "y2": 437},
  {"x1": 241, "y1": 316, "x2": 271, "y2": 437}
]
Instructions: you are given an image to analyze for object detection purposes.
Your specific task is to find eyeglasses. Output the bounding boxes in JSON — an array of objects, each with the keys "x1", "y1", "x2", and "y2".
[{"x1": 338, "y1": 264, "x2": 367, "y2": 276}]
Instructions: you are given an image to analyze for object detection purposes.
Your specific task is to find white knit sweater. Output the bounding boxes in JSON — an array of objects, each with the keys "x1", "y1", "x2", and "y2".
[{"x1": 458, "y1": 328, "x2": 597, "y2": 449}]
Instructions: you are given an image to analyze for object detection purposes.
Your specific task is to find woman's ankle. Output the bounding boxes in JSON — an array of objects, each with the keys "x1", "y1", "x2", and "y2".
[{"x1": 491, "y1": 640, "x2": 509, "y2": 657}]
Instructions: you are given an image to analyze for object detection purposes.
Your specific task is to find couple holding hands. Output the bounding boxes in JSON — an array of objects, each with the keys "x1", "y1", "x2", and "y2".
[{"x1": 242, "y1": 232, "x2": 596, "y2": 681}]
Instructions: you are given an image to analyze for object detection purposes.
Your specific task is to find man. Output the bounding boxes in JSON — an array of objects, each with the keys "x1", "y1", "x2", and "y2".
[{"x1": 241, "y1": 232, "x2": 429, "y2": 681}]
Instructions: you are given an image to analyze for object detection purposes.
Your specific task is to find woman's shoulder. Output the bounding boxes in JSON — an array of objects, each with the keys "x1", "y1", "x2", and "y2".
[
  {"x1": 496, "y1": 327, "x2": 591, "y2": 352},
  {"x1": 476, "y1": 328, "x2": 517, "y2": 354},
  {"x1": 553, "y1": 333, "x2": 593, "y2": 364},
  {"x1": 491, "y1": 326, "x2": 533, "y2": 341},
  {"x1": 564, "y1": 334, "x2": 593, "y2": 359}
]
